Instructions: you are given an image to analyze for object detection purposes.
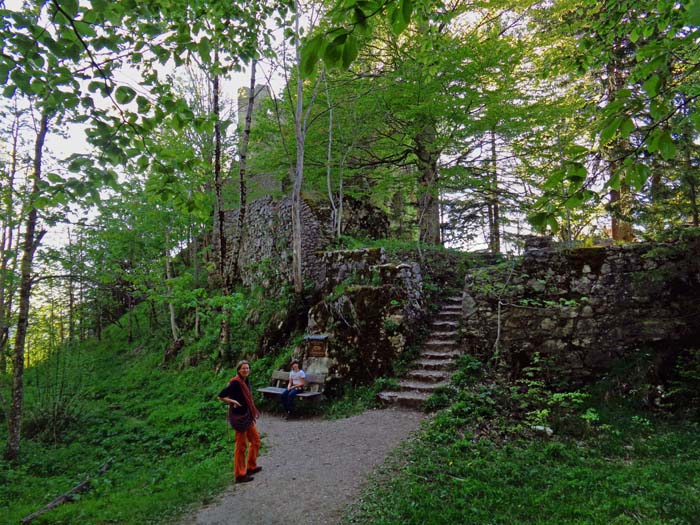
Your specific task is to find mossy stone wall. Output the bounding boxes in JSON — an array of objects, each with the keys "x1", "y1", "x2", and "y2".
[{"x1": 462, "y1": 233, "x2": 700, "y2": 385}]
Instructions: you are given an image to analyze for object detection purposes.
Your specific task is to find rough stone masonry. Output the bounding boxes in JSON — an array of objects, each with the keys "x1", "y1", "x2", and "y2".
[{"x1": 461, "y1": 233, "x2": 700, "y2": 385}]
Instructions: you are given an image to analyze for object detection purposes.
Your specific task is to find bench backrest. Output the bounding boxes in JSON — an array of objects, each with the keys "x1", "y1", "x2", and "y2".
[{"x1": 269, "y1": 370, "x2": 326, "y2": 392}]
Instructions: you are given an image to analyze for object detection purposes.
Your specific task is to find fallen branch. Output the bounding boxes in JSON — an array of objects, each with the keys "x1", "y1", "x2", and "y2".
[{"x1": 20, "y1": 460, "x2": 111, "y2": 524}]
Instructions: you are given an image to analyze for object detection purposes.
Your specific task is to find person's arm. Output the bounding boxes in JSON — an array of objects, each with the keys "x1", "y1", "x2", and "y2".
[
  {"x1": 218, "y1": 383, "x2": 242, "y2": 407},
  {"x1": 218, "y1": 396, "x2": 242, "y2": 407}
]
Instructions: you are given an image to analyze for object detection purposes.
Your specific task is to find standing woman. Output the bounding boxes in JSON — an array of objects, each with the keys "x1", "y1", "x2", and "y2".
[{"x1": 218, "y1": 360, "x2": 262, "y2": 483}]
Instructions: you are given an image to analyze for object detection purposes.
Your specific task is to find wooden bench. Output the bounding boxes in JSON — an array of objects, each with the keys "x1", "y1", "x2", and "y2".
[{"x1": 258, "y1": 370, "x2": 326, "y2": 402}]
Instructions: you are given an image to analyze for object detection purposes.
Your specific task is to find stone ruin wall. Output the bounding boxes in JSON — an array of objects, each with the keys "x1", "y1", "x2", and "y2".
[
  {"x1": 213, "y1": 196, "x2": 331, "y2": 290},
  {"x1": 210, "y1": 196, "x2": 426, "y2": 391},
  {"x1": 462, "y1": 235, "x2": 700, "y2": 385},
  {"x1": 212, "y1": 195, "x2": 391, "y2": 292},
  {"x1": 302, "y1": 248, "x2": 427, "y2": 391}
]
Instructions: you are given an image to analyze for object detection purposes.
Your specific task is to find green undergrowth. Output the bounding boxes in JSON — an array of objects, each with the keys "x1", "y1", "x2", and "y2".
[
  {"x1": 0, "y1": 338, "x2": 237, "y2": 524},
  {"x1": 0, "y1": 295, "x2": 299, "y2": 525},
  {"x1": 346, "y1": 413, "x2": 700, "y2": 524},
  {"x1": 345, "y1": 355, "x2": 700, "y2": 525}
]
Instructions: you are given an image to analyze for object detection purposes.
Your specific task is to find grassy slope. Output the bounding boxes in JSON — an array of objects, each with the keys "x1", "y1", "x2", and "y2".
[
  {"x1": 0, "y1": 318, "x2": 249, "y2": 525},
  {"x1": 345, "y1": 398, "x2": 700, "y2": 524}
]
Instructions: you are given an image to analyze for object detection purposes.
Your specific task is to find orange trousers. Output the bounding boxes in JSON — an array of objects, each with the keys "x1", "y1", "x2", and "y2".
[{"x1": 234, "y1": 424, "x2": 260, "y2": 478}]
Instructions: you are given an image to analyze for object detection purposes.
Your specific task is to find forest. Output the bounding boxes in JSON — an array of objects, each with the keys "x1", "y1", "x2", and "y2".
[{"x1": 1, "y1": 0, "x2": 700, "y2": 524}]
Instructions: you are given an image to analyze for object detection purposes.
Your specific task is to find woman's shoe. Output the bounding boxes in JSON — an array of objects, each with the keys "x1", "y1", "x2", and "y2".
[
  {"x1": 235, "y1": 474, "x2": 254, "y2": 483},
  {"x1": 247, "y1": 466, "x2": 262, "y2": 475}
]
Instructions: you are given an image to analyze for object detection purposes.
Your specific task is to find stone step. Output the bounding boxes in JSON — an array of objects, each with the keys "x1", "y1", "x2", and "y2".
[
  {"x1": 435, "y1": 311, "x2": 461, "y2": 321},
  {"x1": 431, "y1": 320, "x2": 459, "y2": 329},
  {"x1": 421, "y1": 349, "x2": 461, "y2": 359},
  {"x1": 427, "y1": 330, "x2": 459, "y2": 340},
  {"x1": 413, "y1": 358, "x2": 454, "y2": 370},
  {"x1": 441, "y1": 303, "x2": 461, "y2": 310},
  {"x1": 424, "y1": 340, "x2": 459, "y2": 349},
  {"x1": 377, "y1": 390, "x2": 430, "y2": 408},
  {"x1": 398, "y1": 379, "x2": 448, "y2": 392},
  {"x1": 406, "y1": 369, "x2": 451, "y2": 382},
  {"x1": 445, "y1": 296, "x2": 462, "y2": 304}
]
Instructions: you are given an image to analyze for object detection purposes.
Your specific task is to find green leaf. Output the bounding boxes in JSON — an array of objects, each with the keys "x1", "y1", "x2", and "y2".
[
  {"x1": 642, "y1": 75, "x2": 661, "y2": 97},
  {"x1": 0, "y1": 63, "x2": 11, "y2": 85},
  {"x1": 566, "y1": 145, "x2": 589, "y2": 159},
  {"x1": 564, "y1": 194, "x2": 583, "y2": 210},
  {"x1": 137, "y1": 156, "x2": 150, "y2": 170},
  {"x1": 324, "y1": 38, "x2": 344, "y2": 65},
  {"x1": 619, "y1": 118, "x2": 635, "y2": 139},
  {"x1": 647, "y1": 129, "x2": 662, "y2": 153},
  {"x1": 542, "y1": 170, "x2": 565, "y2": 190},
  {"x1": 115, "y1": 85, "x2": 136, "y2": 104},
  {"x1": 342, "y1": 36, "x2": 358, "y2": 69},
  {"x1": 687, "y1": 0, "x2": 700, "y2": 25},
  {"x1": 627, "y1": 163, "x2": 650, "y2": 191},
  {"x1": 33, "y1": 196, "x2": 50, "y2": 210},
  {"x1": 136, "y1": 95, "x2": 151, "y2": 114},
  {"x1": 198, "y1": 37, "x2": 211, "y2": 64},
  {"x1": 390, "y1": 5, "x2": 408, "y2": 34},
  {"x1": 528, "y1": 212, "x2": 549, "y2": 232},
  {"x1": 658, "y1": 131, "x2": 676, "y2": 160},
  {"x1": 690, "y1": 112, "x2": 700, "y2": 130},
  {"x1": 301, "y1": 34, "x2": 323, "y2": 76},
  {"x1": 565, "y1": 163, "x2": 587, "y2": 186},
  {"x1": 61, "y1": 0, "x2": 79, "y2": 18},
  {"x1": 400, "y1": 0, "x2": 413, "y2": 27},
  {"x1": 608, "y1": 171, "x2": 621, "y2": 191},
  {"x1": 650, "y1": 100, "x2": 666, "y2": 120},
  {"x1": 600, "y1": 116, "x2": 623, "y2": 145}
]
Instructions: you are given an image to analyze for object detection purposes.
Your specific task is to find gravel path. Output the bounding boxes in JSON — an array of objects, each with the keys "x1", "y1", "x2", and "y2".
[{"x1": 181, "y1": 408, "x2": 425, "y2": 525}]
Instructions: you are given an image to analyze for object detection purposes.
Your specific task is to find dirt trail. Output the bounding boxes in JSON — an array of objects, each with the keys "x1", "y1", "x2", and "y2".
[{"x1": 181, "y1": 408, "x2": 425, "y2": 525}]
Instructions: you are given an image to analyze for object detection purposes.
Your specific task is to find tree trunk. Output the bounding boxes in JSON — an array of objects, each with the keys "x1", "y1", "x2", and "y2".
[
  {"x1": 213, "y1": 57, "x2": 226, "y2": 287},
  {"x1": 292, "y1": 4, "x2": 305, "y2": 293},
  {"x1": 237, "y1": 58, "x2": 258, "y2": 258},
  {"x1": 67, "y1": 230, "x2": 75, "y2": 341},
  {"x1": 324, "y1": 73, "x2": 339, "y2": 236},
  {"x1": 415, "y1": 122, "x2": 441, "y2": 245},
  {"x1": 189, "y1": 225, "x2": 201, "y2": 338},
  {"x1": 605, "y1": 58, "x2": 634, "y2": 242},
  {"x1": 0, "y1": 108, "x2": 21, "y2": 374},
  {"x1": 212, "y1": 52, "x2": 231, "y2": 353},
  {"x1": 488, "y1": 129, "x2": 501, "y2": 253},
  {"x1": 5, "y1": 110, "x2": 50, "y2": 462},
  {"x1": 164, "y1": 226, "x2": 179, "y2": 343}
]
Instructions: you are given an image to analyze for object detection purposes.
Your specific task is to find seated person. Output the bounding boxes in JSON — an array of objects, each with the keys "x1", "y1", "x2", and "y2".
[{"x1": 281, "y1": 359, "x2": 306, "y2": 417}]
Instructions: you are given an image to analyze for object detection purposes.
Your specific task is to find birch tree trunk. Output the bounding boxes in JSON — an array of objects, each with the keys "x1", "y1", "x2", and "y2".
[
  {"x1": 5, "y1": 110, "x2": 50, "y2": 461},
  {"x1": 164, "y1": 225, "x2": 179, "y2": 343},
  {"x1": 212, "y1": 52, "x2": 231, "y2": 352},
  {"x1": 238, "y1": 58, "x2": 257, "y2": 248},
  {"x1": 0, "y1": 108, "x2": 21, "y2": 373},
  {"x1": 292, "y1": 4, "x2": 305, "y2": 293},
  {"x1": 488, "y1": 129, "x2": 501, "y2": 254}
]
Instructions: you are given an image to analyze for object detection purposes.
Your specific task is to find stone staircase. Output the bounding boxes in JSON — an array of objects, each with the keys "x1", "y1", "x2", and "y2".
[{"x1": 377, "y1": 295, "x2": 462, "y2": 408}]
